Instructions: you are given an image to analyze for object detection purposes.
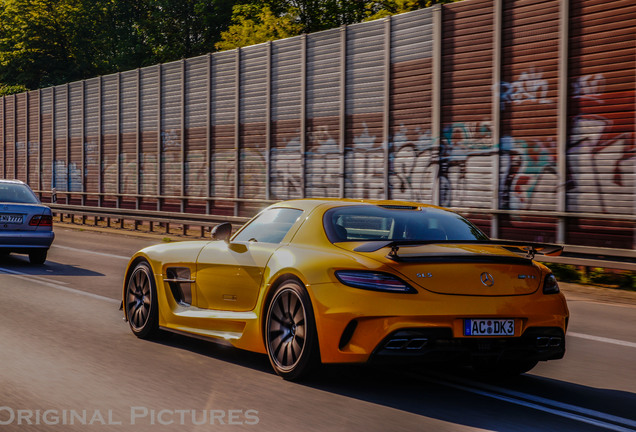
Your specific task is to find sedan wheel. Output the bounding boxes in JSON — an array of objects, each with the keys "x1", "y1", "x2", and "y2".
[
  {"x1": 125, "y1": 261, "x2": 159, "y2": 339},
  {"x1": 266, "y1": 280, "x2": 319, "y2": 380},
  {"x1": 29, "y1": 249, "x2": 47, "y2": 265}
]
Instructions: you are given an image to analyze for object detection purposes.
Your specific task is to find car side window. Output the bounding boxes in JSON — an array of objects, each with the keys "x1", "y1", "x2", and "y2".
[{"x1": 232, "y1": 208, "x2": 303, "y2": 244}]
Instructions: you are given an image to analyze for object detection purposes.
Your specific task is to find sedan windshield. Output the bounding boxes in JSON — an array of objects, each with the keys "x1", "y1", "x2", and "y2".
[
  {"x1": 0, "y1": 183, "x2": 39, "y2": 204},
  {"x1": 324, "y1": 205, "x2": 488, "y2": 243}
]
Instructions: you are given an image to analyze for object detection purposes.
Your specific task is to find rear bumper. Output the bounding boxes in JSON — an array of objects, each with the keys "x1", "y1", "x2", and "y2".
[
  {"x1": 0, "y1": 231, "x2": 55, "y2": 251},
  {"x1": 308, "y1": 281, "x2": 569, "y2": 364},
  {"x1": 370, "y1": 327, "x2": 565, "y2": 364}
]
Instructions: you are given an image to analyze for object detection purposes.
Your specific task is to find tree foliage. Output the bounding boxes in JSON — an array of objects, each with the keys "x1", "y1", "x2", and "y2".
[
  {"x1": 215, "y1": 5, "x2": 301, "y2": 51},
  {"x1": 0, "y1": 83, "x2": 27, "y2": 96},
  {"x1": 0, "y1": 0, "x2": 458, "y2": 89},
  {"x1": 364, "y1": 0, "x2": 423, "y2": 21},
  {"x1": 0, "y1": 0, "x2": 103, "y2": 88},
  {"x1": 216, "y1": 0, "x2": 458, "y2": 51},
  {"x1": 142, "y1": 0, "x2": 235, "y2": 63}
]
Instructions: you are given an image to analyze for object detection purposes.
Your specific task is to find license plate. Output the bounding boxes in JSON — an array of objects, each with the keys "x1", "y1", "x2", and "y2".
[
  {"x1": 464, "y1": 319, "x2": 514, "y2": 336},
  {"x1": 0, "y1": 214, "x2": 23, "y2": 224}
]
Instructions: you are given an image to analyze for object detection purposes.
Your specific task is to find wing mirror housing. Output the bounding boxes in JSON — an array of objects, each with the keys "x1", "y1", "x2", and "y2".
[{"x1": 210, "y1": 222, "x2": 232, "y2": 242}]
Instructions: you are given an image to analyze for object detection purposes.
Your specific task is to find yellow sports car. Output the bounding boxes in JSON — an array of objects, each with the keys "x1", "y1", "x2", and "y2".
[{"x1": 122, "y1": 199, "x2": 568, "y2": 380}]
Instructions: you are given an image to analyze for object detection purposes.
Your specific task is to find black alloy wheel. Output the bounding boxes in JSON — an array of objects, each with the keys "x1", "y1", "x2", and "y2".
[
  {"x1": 266, "y1": 280, "x2": 319, "y2": 380},
  {"x1": 125, "y1": 261, "x2": 159, "y2": 339}
]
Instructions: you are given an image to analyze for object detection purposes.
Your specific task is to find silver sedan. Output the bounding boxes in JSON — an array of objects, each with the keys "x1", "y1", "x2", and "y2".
[{"x1": 0, "y1": 180, "x2": 55, "y2": 264}]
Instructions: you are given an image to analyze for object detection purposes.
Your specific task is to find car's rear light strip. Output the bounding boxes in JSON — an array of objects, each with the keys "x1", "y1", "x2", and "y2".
[
  {"x1": 29, "y1": 215, "x2": 53, "y2": 227},
  {"x1": 335, "y1": 271, "x2": 417, "y2": 293}
]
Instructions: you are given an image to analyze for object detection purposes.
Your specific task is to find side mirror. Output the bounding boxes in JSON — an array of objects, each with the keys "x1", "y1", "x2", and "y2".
[{"x1": 210, "y1": 222, "x2": 232, "y2": 242}]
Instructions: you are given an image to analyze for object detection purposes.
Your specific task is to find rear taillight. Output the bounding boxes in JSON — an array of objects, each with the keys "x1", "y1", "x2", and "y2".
[
  {"x1": 335, "y1": 270, "x2": 417, "y2": 293},
  {"x1": 29, "y1": 215, "x2": 53, "y2": 227},
  {"x1": 543, "y1": 273, "x2": 560, "y2": 294}
]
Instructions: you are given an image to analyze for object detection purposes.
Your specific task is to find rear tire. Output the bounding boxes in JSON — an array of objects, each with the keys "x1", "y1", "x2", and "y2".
[
  {"x1": 265, "y1": 280, "x2": 320, "y2": 380},
  {"x1": 125, "y1": 261, "x2": 159, "y2": 339},
  {"x1": 29, "y1": 249, "x2": 47, "y2": 265}
]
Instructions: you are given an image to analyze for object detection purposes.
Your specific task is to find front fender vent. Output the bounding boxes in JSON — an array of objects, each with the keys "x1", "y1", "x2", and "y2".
[{"x1": 164, "y1": 267, "x2": 194, "y2": 306}]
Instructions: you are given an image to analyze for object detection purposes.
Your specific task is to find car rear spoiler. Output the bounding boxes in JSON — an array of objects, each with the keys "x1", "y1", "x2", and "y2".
[{"x1": 353, "y1": 239, "x2": 564, "y2": 260}]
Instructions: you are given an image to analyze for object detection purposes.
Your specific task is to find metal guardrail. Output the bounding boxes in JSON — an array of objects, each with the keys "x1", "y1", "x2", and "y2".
[
  {"x1": 535, "y1": 246, "x2": 636, "y2": 272},
  {"x1": 49, "y1": 204, "x2": 636, "y2": 272},
  {"x1": 50, "y1": 204, "x2": 250, "y2": 238}
]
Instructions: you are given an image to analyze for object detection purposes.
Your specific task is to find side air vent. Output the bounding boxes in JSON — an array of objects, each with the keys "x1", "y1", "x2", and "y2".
[
  {"x1": 338, "y1": 320, "x2": 358, "y2": 350},
  {"x1": 164, "y1": 267, "x2": 194, "y2": 306}
]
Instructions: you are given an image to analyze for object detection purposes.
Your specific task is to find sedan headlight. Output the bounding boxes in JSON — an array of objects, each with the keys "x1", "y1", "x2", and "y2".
[
  {"x1": 543, "y1": 273, "x2": 560, "y2": 294},
  {"x1": 335, "y1": 271, "x2": 417, "y2": 294}
]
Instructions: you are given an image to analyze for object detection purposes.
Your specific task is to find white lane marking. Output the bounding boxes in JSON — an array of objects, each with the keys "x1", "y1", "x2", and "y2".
[
  {"x1": 456, "y1": 375, "x2": 636, "y2": 430},
  {"x1": 569, "y1": 332, "x2": 636, "y2": 349},
  {"x1": 416, "y1": 373, "x2": 636, "y2": 432},
  {"x1": 52, "y1": 244, "x2": 130, "y2": 260},
  {"x1": 0, "y1": 267, "x2": 120, "y2": 305},
  {"x1": 0, "y1": 267, "x2": 69, "y2": 285}
]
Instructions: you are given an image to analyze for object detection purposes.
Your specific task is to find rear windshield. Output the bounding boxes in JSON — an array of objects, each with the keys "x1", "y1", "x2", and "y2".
[
  {"x1": 324, "y1": 205, "x2": 487, "y2": 243},
  {"x1": 0, "y1": 183, "x2": 39, "y2": 204}
]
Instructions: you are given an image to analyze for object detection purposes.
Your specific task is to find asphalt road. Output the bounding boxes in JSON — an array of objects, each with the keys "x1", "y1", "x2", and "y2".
[{"x1": 0, "y1": 226, "x2": 635, "y2": 432}]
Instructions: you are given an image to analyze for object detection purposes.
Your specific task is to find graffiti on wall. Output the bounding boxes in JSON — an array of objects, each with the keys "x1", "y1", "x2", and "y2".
[
  {"x1": 499, "y1": 136, "x2": 557, "y2": 210},
  {"x1": 497, "y1": 68, "x2": 559, "y2": 211},
  {"x1": 12, "y1": 69, "x2": 634, "y2": 220},
  {"x1": 567, "y1": 74, "x2": 635, "y2": 214},
  {"x1": 500, "y1": 68, "x2": 553, "y2": 110}
]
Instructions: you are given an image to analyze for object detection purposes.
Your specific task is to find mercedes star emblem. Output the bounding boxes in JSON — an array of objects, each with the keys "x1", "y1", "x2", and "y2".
[{"x1": 480, "y1": 272, "x2": 494, "y2": 287}]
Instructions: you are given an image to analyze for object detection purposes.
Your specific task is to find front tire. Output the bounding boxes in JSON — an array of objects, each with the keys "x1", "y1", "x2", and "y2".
[
  {"x1": 265, "y1": 280, "x2": 319, "y2": 380},
  {"x1": 125, "y1": 261, "x2": 159, "y2": 339}
]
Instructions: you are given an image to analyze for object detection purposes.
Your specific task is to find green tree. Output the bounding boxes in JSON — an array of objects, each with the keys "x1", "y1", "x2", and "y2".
[
  {"x1": 218, "y1": 0, "x2": 462, "y2": 51},
  {"x1": 364, "y1": 0, "x2": 421, "y2": 20},
  {"x1": 216, "y1": 4, "x2": 301, "y2": 51},
  {"x1": 0, "y1": 0, "x2": 461, "y2": 89},
  {"x1": 287, "y1": 0, "x2": 366, "y2": 33},
  {"x1": 0, "y1": 0, "x2": 105, "y2": 88},
  {"x1": 142, "y1": 0, "x2": 235, "y2": 63},
  {"x1": 0, "y1": 0, "x2": 238, "y2": 88},
  {"x1": 0, "y1": 83, "x2": 27, "y2": 96},
  {"x1": 96, "y1": 0, "x2": 155, "y2": 72}
]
